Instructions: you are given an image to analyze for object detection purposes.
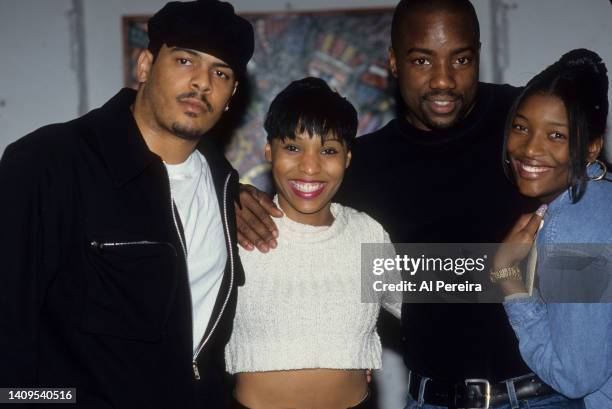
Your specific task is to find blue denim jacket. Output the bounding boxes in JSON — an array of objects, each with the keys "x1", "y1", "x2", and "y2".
[{"x1": 504, "y1": 173, "x2": 612, "y2": 409}]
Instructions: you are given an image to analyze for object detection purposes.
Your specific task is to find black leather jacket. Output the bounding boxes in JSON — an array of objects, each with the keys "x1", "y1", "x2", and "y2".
[{"x1": 0, "y1": 88, "x2": 244, "y2": 408}]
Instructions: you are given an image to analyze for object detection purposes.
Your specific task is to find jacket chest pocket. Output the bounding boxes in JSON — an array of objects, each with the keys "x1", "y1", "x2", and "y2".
[
  {"x1": 81, "y1": 238, "x2": 179, "y2": 342},
  {"x1": 539, "y1": 246, "x2": 610, "y2": 302}
]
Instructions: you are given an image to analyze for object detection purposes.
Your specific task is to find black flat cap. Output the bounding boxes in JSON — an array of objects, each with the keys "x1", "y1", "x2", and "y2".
[{"x1": 148, "y1": 0, "x2": 254, "y2": 76}]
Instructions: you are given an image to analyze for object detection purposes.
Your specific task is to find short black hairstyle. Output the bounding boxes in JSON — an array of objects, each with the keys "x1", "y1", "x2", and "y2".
[
  {"x1": 503, "y1": 48, "x2": 609, "y2": 203},
  {"x1": 391, "y1": 0, "x2": 480, "y2": 51},
  {"x1": 264, "y1": 77, "x2": 358, "y2": 148}
]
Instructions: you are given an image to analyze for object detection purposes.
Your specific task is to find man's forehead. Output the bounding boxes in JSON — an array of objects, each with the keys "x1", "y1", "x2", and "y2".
[{"x1": 399, "y1": 10, "x2": 478, "y2": 48}]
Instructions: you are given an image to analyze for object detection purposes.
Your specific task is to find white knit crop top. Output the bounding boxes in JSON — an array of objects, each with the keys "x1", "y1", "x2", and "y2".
[{"x1": 225, "y1": 200, "x2": 401, "y2": 374}]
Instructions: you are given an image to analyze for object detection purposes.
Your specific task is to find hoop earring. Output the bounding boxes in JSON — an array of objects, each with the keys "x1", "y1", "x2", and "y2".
[{"x1": 587, "y1": 159, "x2": 607, "y2": 181}]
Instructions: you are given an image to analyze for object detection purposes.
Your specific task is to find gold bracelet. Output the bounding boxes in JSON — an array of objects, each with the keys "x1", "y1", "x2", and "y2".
[{"x1": 490, "y1": 265, "x2": 522, "y2": 283}]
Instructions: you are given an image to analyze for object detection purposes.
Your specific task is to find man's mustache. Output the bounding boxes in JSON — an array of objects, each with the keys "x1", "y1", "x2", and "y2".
[{"x1": 177, "y1": 92, "x2": 214, "y2": 113}]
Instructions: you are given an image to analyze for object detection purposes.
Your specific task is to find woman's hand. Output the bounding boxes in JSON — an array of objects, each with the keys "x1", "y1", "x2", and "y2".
[
  {"x1": 493, "y1": 204, "x2": 547, "y2": 270},
  {"x1": 235, "y1": 184, "x2": 284, "y2": 252}
]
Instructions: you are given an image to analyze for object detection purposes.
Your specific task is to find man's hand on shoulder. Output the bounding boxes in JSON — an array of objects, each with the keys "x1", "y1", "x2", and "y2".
[{"x1": 235, "y1": 184, "x2": 283, "y2": 253}]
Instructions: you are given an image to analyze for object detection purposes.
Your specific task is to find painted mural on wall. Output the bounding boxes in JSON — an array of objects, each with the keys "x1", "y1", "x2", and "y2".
[{"x1": 124, "y1": 9, "x2": 395, "y2": 192}]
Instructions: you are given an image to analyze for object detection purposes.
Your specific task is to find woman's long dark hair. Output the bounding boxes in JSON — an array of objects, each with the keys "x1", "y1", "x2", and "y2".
[{"x1": 503, "y1": 48, "x2": 609, "y2": 203}]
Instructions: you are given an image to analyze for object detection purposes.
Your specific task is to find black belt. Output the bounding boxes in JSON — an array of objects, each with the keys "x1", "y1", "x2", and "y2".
[{"x1": 408, "y1": 372, "x2": 557, "y2": 408}]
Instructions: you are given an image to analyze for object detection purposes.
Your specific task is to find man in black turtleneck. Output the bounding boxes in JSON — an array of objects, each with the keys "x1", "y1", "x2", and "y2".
[{"x1": 235, "y1": 1, "x2": 583, "y2": 408}]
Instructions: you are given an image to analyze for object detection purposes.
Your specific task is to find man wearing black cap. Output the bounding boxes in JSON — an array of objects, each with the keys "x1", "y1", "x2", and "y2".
[{"x1": 0, "y1": 1, "x2": 252, "y2": 408}]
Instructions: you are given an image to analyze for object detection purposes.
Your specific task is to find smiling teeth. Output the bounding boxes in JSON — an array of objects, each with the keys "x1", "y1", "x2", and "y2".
[
  {"x1": 433, "y1": 101, "x2": 451, "y2": 106},
  {"x1": 290, "y1": 181, "x2": 325, "y2": 192},
  {"x1": 521, "y1": 163, "x2": 549, "y2": 173}
]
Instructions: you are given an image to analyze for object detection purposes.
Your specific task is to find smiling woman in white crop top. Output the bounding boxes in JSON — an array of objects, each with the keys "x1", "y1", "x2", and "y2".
[{"x1": 225, "y1": 78, "x2": 401, "y2": 409}]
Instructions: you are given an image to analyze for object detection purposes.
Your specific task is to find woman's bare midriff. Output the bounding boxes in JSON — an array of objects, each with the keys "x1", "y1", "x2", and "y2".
[{"x1": 234, "y1": 369, "x2": 368, "y2": 409}]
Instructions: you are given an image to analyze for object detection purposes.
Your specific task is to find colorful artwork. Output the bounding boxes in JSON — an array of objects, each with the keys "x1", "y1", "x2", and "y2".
[{"x1": 123, "y1": 8, "x2": 395, "y2": 192}]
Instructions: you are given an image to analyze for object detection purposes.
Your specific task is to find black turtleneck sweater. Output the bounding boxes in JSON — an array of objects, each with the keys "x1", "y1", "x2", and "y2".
[{"x1": 337, "y1": 82, "x2": 537, "y2": 382}]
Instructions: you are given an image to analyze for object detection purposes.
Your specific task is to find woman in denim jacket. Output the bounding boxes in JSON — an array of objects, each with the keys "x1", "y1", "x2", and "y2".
[{"x1": 491, "y1": 49, "x2": 612, "y2": 409}]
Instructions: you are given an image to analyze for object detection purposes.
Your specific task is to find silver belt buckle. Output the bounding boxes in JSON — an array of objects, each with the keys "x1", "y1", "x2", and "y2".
[{"x1": 461, "y1": 378, "x2": 491, "y2": 409}]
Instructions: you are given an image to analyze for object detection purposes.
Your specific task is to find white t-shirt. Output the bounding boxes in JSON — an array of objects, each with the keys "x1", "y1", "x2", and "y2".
[{"x1": 165, "y1": 150, "x2": 227, "y2": 351}]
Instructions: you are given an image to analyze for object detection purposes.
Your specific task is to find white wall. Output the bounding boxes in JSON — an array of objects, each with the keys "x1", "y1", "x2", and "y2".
[
  {"x1": 503, "y1": 1, "x2": 612, "y2": 87},
  {"x1": 502, "y1": 0, "x2": 612, "y2": 157},
  {"x1": 0, "y1": 0, "x2": 78, "y2": 154}
]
